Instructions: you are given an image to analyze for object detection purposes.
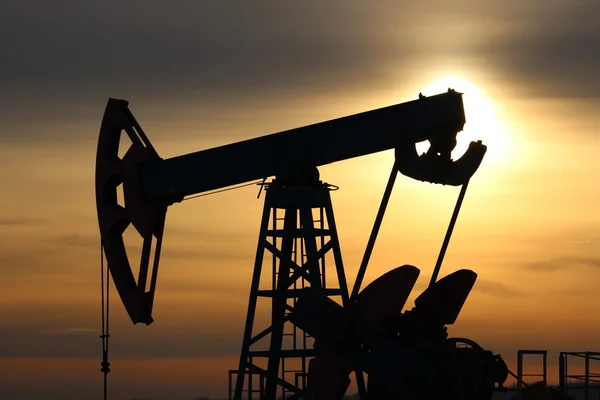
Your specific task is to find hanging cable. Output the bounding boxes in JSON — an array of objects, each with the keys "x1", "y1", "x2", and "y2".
[
  {"x1": 183, "y1": 180, "x2": 264, "y2": 201},
  {"x1": 429, "y1": 179, "x2": 470, "y2": 287},
  {"x1": 100, "y1": 242, "x2": 110, "y2": 400}
]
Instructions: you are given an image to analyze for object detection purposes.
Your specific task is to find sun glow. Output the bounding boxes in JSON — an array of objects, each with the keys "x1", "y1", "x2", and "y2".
[{"x1": 419, "y1": 76, "x2": 511, "y2": 168}]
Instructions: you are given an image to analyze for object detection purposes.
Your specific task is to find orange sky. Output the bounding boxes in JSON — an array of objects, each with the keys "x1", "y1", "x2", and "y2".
[{"x1": 1, "y1": 1, "x2": 600, "y2": 399}]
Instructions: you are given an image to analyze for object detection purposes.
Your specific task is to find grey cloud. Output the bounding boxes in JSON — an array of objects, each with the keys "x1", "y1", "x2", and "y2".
[
  {"x1": 0, "y1": 1, "x2": 395, "y2": 95},
  {"x1": 52, "y1": 234, "x2": 100, "y2": 249},
  {"x1": 111, "y1": 330, "x2": 242, "y2": 358},
  {"x1": 1, "y1": 1, "x2": 406, "y2": 143},
  {"x1": 51, "y1": 223, "x2": 252, "y2": 249},
  {"x1": 1, "y1": 0, "x2": 599, "y2": 142},
  {"x1": 564, "y1": 239, "x2": 593, "y2": 245},
  {"x1": 0, "y1": 324, "x2": 241, "y2": 358},
  {"x1": 40, "y1": 327, "x2": 96, "y2": 335},
  {"x1": 409, "y1": 275, "x2": 520, "y2": 298},
  {"x1": 0, "y1": 248, "x2": 61, "y2": 272},
  {"x1": 0, "y1": 297, "x2": 245, "y2": 358},
  {"x1": 0, "y1": 218, "x2": 40, "y2": 226},
  {"x1": 158, "y1": 279, "x2": 248, "y2": 296},
  {"x1": 163, "y1": 225, "x2": 252, "y2": 243},
  {"x1": 476, "y1": 1, "x2": 600, "y2": 99},
  {"x1": 471, "y1": 278, "x2": 521, "y2": 297},
  {"x1": 51, "y1": 233, "x2": 255, "y2": 261},
  {"x1": 163, "y1": 247, "x2": 255, "y2": 261},
  {"x1": 2, "y1": 0, "x2": 597, "y2": 98},
  {"x1": 525, "y1": 256, "x2": 600, "y2": 272},
  {"x1": 0, "y1": 302, "x2": 98, "y2": 328}
]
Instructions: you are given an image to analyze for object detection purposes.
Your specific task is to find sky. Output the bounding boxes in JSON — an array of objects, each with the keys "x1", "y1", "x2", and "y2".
[{"x1": 1, "y1": 0, "x2": 600, "y2": 399}]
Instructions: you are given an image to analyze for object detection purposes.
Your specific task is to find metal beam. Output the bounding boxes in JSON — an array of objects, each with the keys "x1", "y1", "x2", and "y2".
[{"x1": 140, "y1": 90, "x2": 466, "y2": 202}]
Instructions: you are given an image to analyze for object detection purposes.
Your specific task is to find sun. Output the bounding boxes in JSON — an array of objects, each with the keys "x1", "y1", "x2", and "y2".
[{"x1": 418, "y1": 76, "x2": 510, "y2": 168}]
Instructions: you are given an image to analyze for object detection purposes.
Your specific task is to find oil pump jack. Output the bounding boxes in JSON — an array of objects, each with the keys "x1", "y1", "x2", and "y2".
[{"x1": 95, "y1": 89, "x2": 509, "y2": 400}]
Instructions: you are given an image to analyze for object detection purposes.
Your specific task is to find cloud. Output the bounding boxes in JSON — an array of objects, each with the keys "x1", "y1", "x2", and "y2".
[
  {"x1": 0, "y1": 248, "x2": 62, "y2": 273},
  {"x1": 0, "y1": 325, "x2": 98, "y2": 358},
  {"x1": 40, "y1": 328, "x2": 96, "y2": 335},
  {"x1": 166, "y1": 247, "x2": 255, "y2": 261},
  {"x1": 0, "y1": 324, "x2": 241, "y2": 358},
  {"x1": 410, "y1": 274, "x2": 521, "y2": 298},
  {"x1": 157, "y1": 279, "x2": 247, "y2": 296},
  {"x1": 564, "y1": 239, "x2": 593, "y2": 245},
  {"x1": 1, "y1": 1, "x2": 403, "y2": 143},
  {"x1": 525, "y1": 256, "x2": 600, "y2": 272},
  {"x1": 1, "y1": 0, "x2": 598, "y2": 149},
  {"x1": 51, "y1": 233, "x2": 254, "y2": 261},
  {"x1": 52, "y1": 234, "x2": 100, "y2": 249},
  {"x1": 474, "y1": 1, "x2": 600, "y2": 99},
  {"x1": 163, "y1": 225, "x2": 250, "y2": 242},
  {"x1": 1, "y1": 1, "x2": 597, "y2": 96},
  {"x1": 0, "y1": 1, "x2": 399, "y2": 96},
  {"x1": 0, "y1": 218, "x2": 39, "y2": 226},
  {"x1": 472, "y1": 278, "x2": 521, "y2": 296}
]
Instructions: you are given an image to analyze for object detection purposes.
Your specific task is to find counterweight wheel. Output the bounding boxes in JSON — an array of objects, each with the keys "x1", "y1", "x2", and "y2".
[{"x1": 95, "y1": 98, "x2": 167, "y2": 325}]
